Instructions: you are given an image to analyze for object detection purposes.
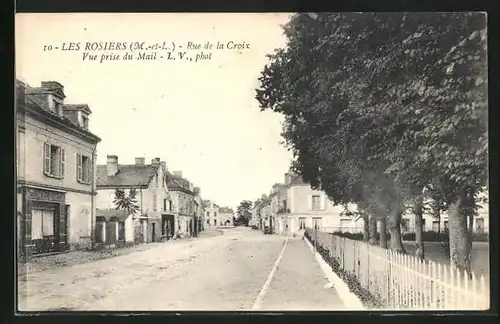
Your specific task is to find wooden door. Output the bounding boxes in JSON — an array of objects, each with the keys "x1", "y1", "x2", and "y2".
[{"x1": 106, "y1": 221, "x2": 117, "y2": 245}]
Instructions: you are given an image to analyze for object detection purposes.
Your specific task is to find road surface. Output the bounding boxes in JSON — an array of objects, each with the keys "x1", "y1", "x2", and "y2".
[{"x1": 18, "y1": 227, "x2": 345, "y2": 311}]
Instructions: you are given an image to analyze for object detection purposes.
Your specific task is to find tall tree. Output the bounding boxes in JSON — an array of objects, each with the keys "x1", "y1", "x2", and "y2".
[
  {"x1": 236, "y1": 200, "x2": 253, "y2": 226},
  {"x1": 256, "y1": 12, "x2": 487, "y2": 269}
]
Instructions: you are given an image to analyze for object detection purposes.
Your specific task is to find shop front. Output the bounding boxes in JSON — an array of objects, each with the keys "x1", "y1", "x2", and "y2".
[{"x1": 21, "y1": 186, "x2": 68, "y2": 256}]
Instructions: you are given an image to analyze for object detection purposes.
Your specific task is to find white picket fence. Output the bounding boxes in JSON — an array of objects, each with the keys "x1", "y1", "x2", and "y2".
[{"x1": 306, "y1": 228, "x2": 489, "y2": 310}]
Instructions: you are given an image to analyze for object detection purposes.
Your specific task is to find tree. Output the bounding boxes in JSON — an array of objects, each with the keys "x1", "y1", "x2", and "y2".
[
  {"x1": 236, "y1": 200, "x2": 252, "y2": 226},
  {"x1": 113, "y1": 188, "x2": 140, "y2": 215},
  {"x1": 256, "y1": 12, "x2": 487, "y2": 270}
]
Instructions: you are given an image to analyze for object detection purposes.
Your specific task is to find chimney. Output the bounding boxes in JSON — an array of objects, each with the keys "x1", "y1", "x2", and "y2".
[
  {"x1": 193, "y1": 187, "x2": 200, "y2": 195},
  {"x1": 107, "y1": 155, "x2": 118, "y2": 176},
  {"x1": 160, "y1": 161, "x2": 167, "y2": 170},
  {"x1": 173, "y1": 171, "x2": 183, "y2": 179},
  {"x1": 135, "y1": 157, "x2": 145, "y2": 166}
]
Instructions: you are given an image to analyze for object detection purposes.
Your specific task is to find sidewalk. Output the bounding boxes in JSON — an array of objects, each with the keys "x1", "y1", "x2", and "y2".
[{"x1": 260, "y1": 237, "x2": 346, "y2": 311}]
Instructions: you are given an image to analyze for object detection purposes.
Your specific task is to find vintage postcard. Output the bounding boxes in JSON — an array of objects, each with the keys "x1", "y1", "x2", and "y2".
[{"x1": 15, "y1": 12, "x2": 489, "y2": 312}]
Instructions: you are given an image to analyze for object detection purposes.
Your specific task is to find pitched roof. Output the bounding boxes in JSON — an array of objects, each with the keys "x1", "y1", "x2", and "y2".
[
  {"x1": 96, "y1": 164, "x2": 158, "y2": 188},
  {"x1": 219, "y1": 207, "x2": 234, "y2": 214},
  {"x1": 63, "y1": 104, "x2": 92, "y2": 114}
]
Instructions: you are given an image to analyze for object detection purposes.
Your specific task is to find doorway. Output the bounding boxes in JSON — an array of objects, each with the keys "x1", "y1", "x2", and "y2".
[{"x1": 151, "y1": 223, "x2": 156, "y2": 242}]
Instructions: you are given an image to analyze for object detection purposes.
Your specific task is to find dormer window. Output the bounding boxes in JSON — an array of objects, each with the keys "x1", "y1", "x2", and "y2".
[{"x1": 81, "y1": 115, "x2": 89, "y2": 129}]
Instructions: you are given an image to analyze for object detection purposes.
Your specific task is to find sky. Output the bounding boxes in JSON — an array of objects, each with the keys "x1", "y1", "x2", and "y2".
[{"x1": 16, "y1": 13, "x2": 294, "y2": 209}]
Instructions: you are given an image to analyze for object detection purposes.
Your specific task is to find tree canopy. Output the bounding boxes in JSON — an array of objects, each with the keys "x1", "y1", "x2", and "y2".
[{"x1": 256, "y1": 12, "x2": 487, "y2": 272}]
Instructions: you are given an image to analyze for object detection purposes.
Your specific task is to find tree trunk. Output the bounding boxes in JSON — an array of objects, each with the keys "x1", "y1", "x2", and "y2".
[
  {"x1": 448, "y1": 193, "x2": 472, "y2": 275},
  {"x1": 437, "y1": 210, "x2": 441, "y2": 234},
  {"x1": 413, "y1": 196, "x2": 425, "y2": 260},
  {"x1": 388, "y1": 206, "x2": 406, "y2": 253},
  {"x1": 362, "y1": 212, "x2": 370, "y2": 242},
  {"x1": 379, "y1": 216, "x2": 388, "y2": 249},
  {"x1": 369, "y1": 215, "x2": 378, "y2": 245}
]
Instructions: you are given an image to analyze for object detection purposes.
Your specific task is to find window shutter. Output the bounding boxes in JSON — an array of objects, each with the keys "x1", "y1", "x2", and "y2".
[
  {"x1": 87, "y1": 156, "x2": 92, "y2": 183},
  {"x1": 320, "y1": 194, "x2": 326, "y2": 210},
  {"x1": 43, "y1": 143, "x2": 50, "y2": 175},
  {"x1": 308, "y1": 195, "x2": 313, "y2": 211},
  {"x1": 76, "y1": 153, "x2": 82, "y2": 181},
  {"x1": 60, "y1": 148, "x2": 65, "y2": 177}
]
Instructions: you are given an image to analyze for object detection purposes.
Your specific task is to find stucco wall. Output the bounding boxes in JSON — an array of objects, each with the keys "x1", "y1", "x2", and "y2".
[
  {"x1": 66, "y1": 191, "x2": 92, "y2": 249},
  {"x1": 21, "y1": 114, "x2": 95, "y2": 192},
  {"x1": 125, "y1": 215, "x2": 134, "y2": 242}
]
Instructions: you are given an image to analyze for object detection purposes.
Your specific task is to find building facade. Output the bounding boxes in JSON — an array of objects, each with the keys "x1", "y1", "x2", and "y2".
[
  {"x1": 262, "y1": 171, "x2": 362, "y2": 235},
  {"x1": 402, "y1": 190, "x2": 489, "y2": 234},
  {"x1": 217, "y1": 207, "x2": 234, "y2": 227},
  {"x1": 167, "y1": 170, "x2": 197, "y2": 237},
  {"x1": 16, "y1": 80, "x2": 101, "y2": 257},
  {"x1": 204, "y1": 200, "x2": 219, "y2": 227},
  {"x1": 193, "y1": 188, "x2": 204, "y2": 233},
  {"x1": 95, "y1": 156, "x2": 173, "y2": 244}
]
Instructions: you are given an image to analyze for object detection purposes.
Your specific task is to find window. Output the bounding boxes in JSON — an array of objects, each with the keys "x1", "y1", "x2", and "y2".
[
  {"x1": 422, "y1": 218, "x2": 426, "y2": 230},
  {"x1": 169, "y1": 200, "x2": 173, "y2": 211},
  {"x1": 432, "y1": 221, "x2": 440, "y2": 232},
  {"x1": 299, "y1": 217, "x2": 306, "y2": 230},
  {"x1": 76, "y1": 153, "x2": 91, "y2": 183},
  {"x1": 476, "y1": 218, "x2": 485, "y2": 233},
  {"x1": 313, "y1": 217, "x2": 322, "y2": 229},
  {"x1": 401, "y1": 218, "x2": 410, "y2": 232},
  {"x1": 31, "y1": 208, "x2": 55, "y2": 239},
  {"x1": 443, "y1": 221, "x2": 449, "y2": 232},
  {"x1": 213, "y1": 219, "x2": 216, "y2": 225},
  {"x1": 43, "y1": 143, "x2": 65, "y2": 178},
  {"x1": 312, "y1": 195, "x2": 321, "y2": 211},
  {"x1": 81, "y1": 115, "x2": 89, "y2": 130},
  {"x1": 207, "y1": 219, "x2": 209, "y2": 224},
  {"x1": 163, "y1": 199, "x2": 168, "y2": 211},
  {"x1": 207, "y1": 211, "x2": 210, "y2": 217},
  {"x1": 214, "y1": 212, "x2": 217, "y2": 217}
]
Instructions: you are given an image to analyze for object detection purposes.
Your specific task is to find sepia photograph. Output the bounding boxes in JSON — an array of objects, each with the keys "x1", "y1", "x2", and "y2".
[{"x1": 15, "y1": 12, "x2": 489, "y2": 312}]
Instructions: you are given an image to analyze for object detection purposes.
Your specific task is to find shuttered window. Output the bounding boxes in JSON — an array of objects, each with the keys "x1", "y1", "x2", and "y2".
[
  {"x1": 43, "y1": 143, "x2": 64, "y2": 178},
  {"x1": 76, "y1": 153, "x2": 91, "y2": 183}
]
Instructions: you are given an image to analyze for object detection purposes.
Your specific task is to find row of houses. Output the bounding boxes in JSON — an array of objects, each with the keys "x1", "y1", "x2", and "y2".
[
  {"x1": 202, "y1": 201, "x2": 234, "y2": 227},
  {"x1": 15, "y1": 79, "x2": 219, "y2": 257},
  {"x1": 251, "y1": 170, "x2": 489, "y2": 236}
]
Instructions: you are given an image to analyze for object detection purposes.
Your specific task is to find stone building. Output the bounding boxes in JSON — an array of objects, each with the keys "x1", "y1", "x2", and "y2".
[
  {"x1": 95, "y1": 157, "x2": 172, "y2": 244},
  {"x1": 16, "y1": 80, "x2": 101, "y2": 257}
]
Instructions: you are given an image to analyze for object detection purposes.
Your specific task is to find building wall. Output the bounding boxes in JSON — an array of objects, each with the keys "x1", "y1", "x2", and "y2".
[
  {"x1": 217, "y1": 212, "x2": 233, "y2": 226},
  {"x1": 65, "y1": 191, "x2": 92, "y2": 249},
  {"x1": 283, "y1": 184, "x2": 361, "y2": 234},
  {"x1": 204, "y1": 203, "x2": 219, "y2": 227},
  {"x1": 125, "y1": 215, "x2": 134, "y2": 242},
  {"x1": 18, "y1": 109, "x2": 97, "y2": 251},
  {"x1": 20, "y1": 114, "x2": 96, "y2": 192}
]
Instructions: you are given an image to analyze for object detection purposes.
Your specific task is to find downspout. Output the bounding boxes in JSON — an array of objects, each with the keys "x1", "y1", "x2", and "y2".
[{"x1": 90, "y1": 143, "x2": 97, "y2": 250}]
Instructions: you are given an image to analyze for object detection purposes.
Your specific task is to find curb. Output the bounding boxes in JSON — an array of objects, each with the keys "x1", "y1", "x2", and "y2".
[{"x1": 304, "y1": 237, "x2": 365, "y2": 310}]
